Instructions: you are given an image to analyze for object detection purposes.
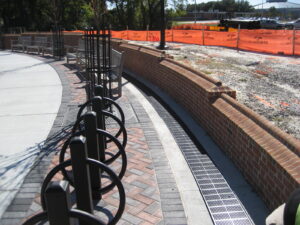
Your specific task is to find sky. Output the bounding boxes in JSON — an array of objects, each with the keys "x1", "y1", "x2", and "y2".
[{"x1": 186, "y1": 0, "x2": 300, "y2": 6}]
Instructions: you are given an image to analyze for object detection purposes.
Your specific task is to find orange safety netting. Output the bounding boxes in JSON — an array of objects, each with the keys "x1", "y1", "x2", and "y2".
[
  {"x1": 238, "y1": 29, "x2": 294, "y2": 55},
  {"x1": 172, "y1": 30, "x2": 202, "y2": 45},
  {"x1": 204, "y1": 31, "x2": 238, "y2": 48},
  {"x1": 65, "y1": 29, "x2": 300, "y2": 56}
]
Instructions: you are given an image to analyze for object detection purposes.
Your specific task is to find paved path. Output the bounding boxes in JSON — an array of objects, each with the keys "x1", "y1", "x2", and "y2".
[{"x1": 0, "y1": 52, "x2": 62, "y2": 219}]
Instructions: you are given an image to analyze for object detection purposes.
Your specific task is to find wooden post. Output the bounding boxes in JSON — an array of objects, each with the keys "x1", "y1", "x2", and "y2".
[
  {"x1": 172, "y1": 27, "x2": 174, "y2": 43},
  {"x1": 127, "y1": 26, "x2": 129, "y2": 40},
  {"x1": 146, "y1": 25, "x2": 149, "y2": 42},
  {"x1": 292, "y1": 27, "x2": 296, "y2": 56},
  {"x1": 237, "y1": 24, "x2": 241, "y2": 52},
  {"x1": 202, "y1": 25, "x2": 205, "y2": 46}
]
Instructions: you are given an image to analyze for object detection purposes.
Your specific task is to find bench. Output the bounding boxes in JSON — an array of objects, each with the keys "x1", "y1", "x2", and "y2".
[
  {"x1": 110, "y1": 49, "x2": 124, "y2": 98},
  {"x1": 11, "y1": 36, "x2": 32, "y2": 52},
  {"x1": 66, "y1": 39, "x2": 85, "y2": 65},
  {"x1": 26, "y1": 37, "x2": 48, "y2": 54}
]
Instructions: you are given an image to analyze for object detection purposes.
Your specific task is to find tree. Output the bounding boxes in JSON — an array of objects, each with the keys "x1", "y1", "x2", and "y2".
[
  {"x1": 268, "y1": 7, "x2": 279, "y2": 18},
  {"x1": 186, "y1": 0, "x2": 254, "y2": 13}
]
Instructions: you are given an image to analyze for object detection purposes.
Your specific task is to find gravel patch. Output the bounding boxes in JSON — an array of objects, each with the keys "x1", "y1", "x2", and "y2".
[{"x1": 128, "y1": 40, "x2": 300, "y2": 140}]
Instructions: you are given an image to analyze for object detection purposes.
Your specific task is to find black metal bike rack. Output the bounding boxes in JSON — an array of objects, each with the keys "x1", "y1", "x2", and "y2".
[
  {"x1": 58, "y1": 111, "x2": 127, "y2": 193},
  {"x1": 24, "y1": 18, "x2": 127, "y2": 225},
  {"x1": 24, "y1": 84, "x2": 127, "y2": 225},
  {"x1": 75, "y1": 96, "x2": 126, "y2": 145},
  {"x1": 24, "y1": 136, "x2": 126, "y2": 225},
  {"x1": 84, "y1": 27, "x2": 112, "y2": 100},
  {"x1": 23, "y1": 181, "x2": 106, "y2": 225}
]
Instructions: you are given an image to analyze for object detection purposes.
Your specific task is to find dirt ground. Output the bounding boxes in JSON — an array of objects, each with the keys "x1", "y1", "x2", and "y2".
[{"x1": 128, "y1": 40, "x2": 300, "y2": 140}]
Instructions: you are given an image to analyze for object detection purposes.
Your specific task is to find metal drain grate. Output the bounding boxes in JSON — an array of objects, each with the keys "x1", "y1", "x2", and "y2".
[{"x1": 142, "y1": 94, "x2": 255, "y2": 225}]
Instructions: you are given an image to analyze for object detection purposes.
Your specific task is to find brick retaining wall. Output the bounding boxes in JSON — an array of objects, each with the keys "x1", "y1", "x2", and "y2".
[{"x1": 111, "y1": 40, "x2": 300, "y2": 210}]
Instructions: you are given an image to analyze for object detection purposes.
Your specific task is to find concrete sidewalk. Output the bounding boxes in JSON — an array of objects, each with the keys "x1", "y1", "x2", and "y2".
[
  {"x1": 0, "y1": 53, "x2": 267, "y2": 225},
  {"x1": 0, "y1": 51, "x2": 62, "y2": 219}
]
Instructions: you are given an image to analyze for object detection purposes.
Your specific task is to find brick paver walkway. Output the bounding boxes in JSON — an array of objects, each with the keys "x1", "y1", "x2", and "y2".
[{"x1": 0, "y1": 58, "x2": 187, "y2": 225}]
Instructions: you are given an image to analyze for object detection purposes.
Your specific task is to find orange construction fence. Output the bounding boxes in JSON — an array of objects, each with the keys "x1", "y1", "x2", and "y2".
[{"x1": 66, "y1": 29, "x2": 300, "y2": 56}]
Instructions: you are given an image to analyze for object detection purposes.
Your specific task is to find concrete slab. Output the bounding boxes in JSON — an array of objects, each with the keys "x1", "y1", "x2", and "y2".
[
  {"x1": 0, "y1": 71, "x2": 61, "y2": 88},
  {"x1": 0, "y1": 51, "x2": 62, "y2": 219},
  {"x1": 0, "y1": 86, "x2": 61, "y2": 115}
]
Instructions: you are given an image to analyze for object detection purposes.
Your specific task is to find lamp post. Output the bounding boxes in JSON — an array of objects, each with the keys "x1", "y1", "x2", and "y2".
[
  {"x1": 157, "y1": 0, "x2": 166, "y2": 49},
  {"x1": 194, "y1": 0, "x2": 197, "y2": 24},
  {"x1": 261, "y1": 0, "x2": 264, "y2": 18}
]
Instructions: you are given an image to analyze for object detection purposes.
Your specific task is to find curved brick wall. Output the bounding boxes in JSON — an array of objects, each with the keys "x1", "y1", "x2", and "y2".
[{"x1": 111, "y1": 40, "x2": 300, "y2": 210}]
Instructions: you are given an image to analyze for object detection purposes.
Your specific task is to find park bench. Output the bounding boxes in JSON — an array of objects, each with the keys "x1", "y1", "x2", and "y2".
[
  {"x1": 66, "y1": 39, "x2": 85, "y2": 64},
  {"x1": 110, "y1": 49, "x2": 124, "y2": 98},
  {"x1": 11, "y1": 36, "x2": 31, "y2": 52},
  {"x1": 26, "y1": 36, "x2": 48, "y2": 54},
  {"x1": 83, "y1": 46, "x2": 124, "y2": 98}
]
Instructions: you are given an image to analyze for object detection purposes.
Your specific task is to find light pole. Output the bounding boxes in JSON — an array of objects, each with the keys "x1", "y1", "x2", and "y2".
[
  {"x1": 194, "y1": 0, "x2": 197, "y2": 24},
  {"x1": 157, "y1": 0, "x2": 166, "y2": 50},
  {"x1": 261, "y1": 0, "x2": 264, "y2": 18}
]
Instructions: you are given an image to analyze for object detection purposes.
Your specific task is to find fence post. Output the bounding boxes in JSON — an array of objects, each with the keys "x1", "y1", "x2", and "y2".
[
  {"x1": 70, "y1": 136, "x2": 94, "y2": 215},
  {"x1": 94, "y1": 84, "x2": 104, "y2": 98},
  {"x1": 83, "y1": 111, "x2": 102, "y2": 199},
  {"x1": 146, "y1": 25, "x2": 149, "y2": 41},
  {"x1": 45, "y1": 181, "x2": 75, "y2": 225},
  {"x1": 172, "y1": 27, "x2": 174, "y2": 43},
  {"x1": 237, "y1": 24, "x2": 241, "y2": 52},
  {"x1": 292, "y1": 27, "x2": 296, "y2": 56},
  {"x1": 202, "y1": 25, "x2": 205, "y2": 46}
]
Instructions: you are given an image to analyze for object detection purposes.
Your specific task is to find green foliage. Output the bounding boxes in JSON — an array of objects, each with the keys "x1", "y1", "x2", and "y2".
[
  {"x1": 268, "y1": 7, "x2": 279, "y2": 17},
  {"x1": 186, "y1": 0, "x2": 254, "y2": 13},
  {"x1": 0, "y1": 0, "x2": 188, "y2": 31}
]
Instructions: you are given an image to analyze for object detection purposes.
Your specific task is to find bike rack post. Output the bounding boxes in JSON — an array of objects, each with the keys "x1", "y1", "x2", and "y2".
[
  {"x1": 95, "y1": 85, "x2": 104, "y2": 98},
  {"x1": 70, "y1": 136, "x2": 94, "y2": 214},
  {"x1": 91, "y1": 97, "x2": 106, "y2": 162},
  {"x1": 45, "y1": 181, "x2": 75, "y2": 225},
  {"x1": 84, "y1": 111, "x2": 102, "y2": 199},
  {"x1": 25, "y1": 180, "x2": 107, "y2": 225}
]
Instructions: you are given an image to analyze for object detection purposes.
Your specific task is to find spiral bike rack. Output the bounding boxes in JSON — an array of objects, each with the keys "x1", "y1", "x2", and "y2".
[
  {"x1": 77, "y1": 94, "x2": 125, "y2": 125},
  {"x1": 58, "y1": 112, "x2": 126, "y2": 194},
  {"x1": 39, "y1": 137, "x2": 125, "y2": 225},
  {"x1": 76, "y1": 88, "x2": 125, "y2": 130}
]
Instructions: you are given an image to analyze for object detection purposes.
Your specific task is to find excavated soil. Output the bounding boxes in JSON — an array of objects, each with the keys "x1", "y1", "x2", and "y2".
[{"x1": 128, "y1": 40, "x2": 300, "y2": 140}]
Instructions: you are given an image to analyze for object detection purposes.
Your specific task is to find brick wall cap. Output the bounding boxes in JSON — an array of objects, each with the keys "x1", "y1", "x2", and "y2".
[
  {"x1": 221, "y1": 93, "x2": 300, "y2": 156},
  {"x1": 213, "y1": 98, "x2": 300, "y2": 182},
  {"x1": 160, "y1": 60, "x2": 215, "y2": 91},
  {"x1": 119, "y1": 43, "x2": 140, "y2": 51},
  {"x1": 164, "y1": 58, "x2": 222, "y2": 87}
]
